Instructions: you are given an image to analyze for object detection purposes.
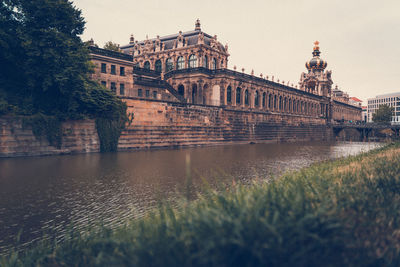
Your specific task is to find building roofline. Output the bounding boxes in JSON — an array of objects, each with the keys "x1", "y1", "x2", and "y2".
[
  {"x1": 367, "y1": 92, "x2": 400, "y2": 99},
  {"x1": 121, "y1": 30, "x2": 214, "y2": 49}
]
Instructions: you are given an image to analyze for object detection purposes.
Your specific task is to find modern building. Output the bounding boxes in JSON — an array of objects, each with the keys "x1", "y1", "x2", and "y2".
[
  {"x1": 367, "y1": 92, "x2": 400, "y2": 124},
  {"x1": 88, "y1": 20, "x2": 361, "y2": 124}
]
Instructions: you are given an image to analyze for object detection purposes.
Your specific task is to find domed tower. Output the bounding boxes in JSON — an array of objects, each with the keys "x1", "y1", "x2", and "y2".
[
  {"x1": 299, "y1": 41, "x2": 332, "y2": 97},
  {"x1": 305, "y1": 41, "x2": 327, "y2": 72}
]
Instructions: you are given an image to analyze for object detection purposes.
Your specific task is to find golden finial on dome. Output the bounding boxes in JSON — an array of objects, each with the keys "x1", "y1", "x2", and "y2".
[{"x1": 313, "y1": 40, "x2": 320, "y2": 51}]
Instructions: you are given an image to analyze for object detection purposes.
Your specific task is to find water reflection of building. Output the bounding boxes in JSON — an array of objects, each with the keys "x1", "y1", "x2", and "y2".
[{"x1": 88, "y1": 20, "x2": 361, "y2": 123}]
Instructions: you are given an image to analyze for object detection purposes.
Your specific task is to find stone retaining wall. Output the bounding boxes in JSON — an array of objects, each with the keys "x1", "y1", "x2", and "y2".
[
  {"x1": 0, "y1": 99, "x2": 333, "y2": 157},
  {"x1": 0, "y1": 117, "x2": 99, "y2": 157},
  {"x1": 120, "y1": 98, "x2": 332, "y2": 150}
]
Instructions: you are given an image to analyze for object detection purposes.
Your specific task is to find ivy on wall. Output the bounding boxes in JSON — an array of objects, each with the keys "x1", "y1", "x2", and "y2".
[
  {"x1": 22, "y1": 114, "x2": 62, "y2": 148},
  {"x1": 95, "y1": 117, "x2": 125, "y2": 152}
]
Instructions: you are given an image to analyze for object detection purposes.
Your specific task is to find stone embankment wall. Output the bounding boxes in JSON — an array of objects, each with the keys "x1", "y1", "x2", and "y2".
[
  {"x1": 0, "y1": 99, "x2": 333, "y2": 157},
  {"x1": 119, "y1": 98, "x2": 332, "y2": 150},
  {"x1": 0, "y1": 117, "x2": 99, "y2": 157}
]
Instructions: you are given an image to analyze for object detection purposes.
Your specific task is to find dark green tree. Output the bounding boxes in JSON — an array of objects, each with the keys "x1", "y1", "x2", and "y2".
[
  {"x1": 103, "y1": 41, "x2": 120, "y2": 52},
  {"x1": 0, "y1": 0, "x2": 126, "y2": 118},
  {"x1": 372, "y1": 104, "x2": 394, "y2": 124},
  {"x1": 0, "y1": 0, "x2": 127, "y2": 151}
]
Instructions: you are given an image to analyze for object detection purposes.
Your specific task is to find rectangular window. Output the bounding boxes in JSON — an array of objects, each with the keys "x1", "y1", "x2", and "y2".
[
  {"x1": 120, "y1": 67, "x2": 125, "y2": 76},
  {"x1": 101, "y1": 63, "x2": 107, "y2": 73},
  {"x1": 120, "y1": 83, "x2": 125, "y2": 95},
  {"x1": 145, "y1": 90, "x2": 150, "y2": 98},
  {"x1": 111, "y1": 65, "x2": 116, "y2": 75},
  {"x1": 101, "y1": 81, "x2": 106, "y2": 87},
  {"x1": 111, "y1": 82, "x2": 116, "y2": 93},
  {"x1": 153, "y1": 91, "x2": 157, "y2": 99},
  {"x1": 138, "y1": 89, "x2": 142, "y2": 97}
]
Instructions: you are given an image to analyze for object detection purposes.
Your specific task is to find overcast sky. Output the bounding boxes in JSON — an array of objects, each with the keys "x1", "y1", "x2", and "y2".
[{"x1": 74, "y1": 0, "x2": 400, "y2": 103}]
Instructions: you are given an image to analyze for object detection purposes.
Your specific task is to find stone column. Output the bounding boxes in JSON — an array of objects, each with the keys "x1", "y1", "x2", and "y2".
[
  {"x1": 184, "y1": 54, "x2": 189, "y2": 69},
  {"x1": 184, "y1": 80, "x2": 191, "y2": 103},
  {"x1": 198, "y1": 53, "x2": 203, "y2": 68},
  {"x1": 249, "y1": 91, "x2": 254, "y2": 109}
]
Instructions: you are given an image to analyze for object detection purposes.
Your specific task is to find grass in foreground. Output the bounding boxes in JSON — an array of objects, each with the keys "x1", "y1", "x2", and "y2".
[{"x1": 2, "y1": 143, "x2": 400, "y2": 266}]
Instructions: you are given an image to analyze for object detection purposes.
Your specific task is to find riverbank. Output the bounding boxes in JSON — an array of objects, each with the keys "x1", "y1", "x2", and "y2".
[{"x1": 2, "y1": 142, "x2": 400, "y2": 266}]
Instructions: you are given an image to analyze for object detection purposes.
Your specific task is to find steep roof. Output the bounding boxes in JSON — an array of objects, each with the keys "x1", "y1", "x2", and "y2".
[
  {"x1": 350, "y1": 97, "x2": 362, "y2": 102},
  {"x1": 120, "y1": 26, "x2": 226, "y2": 54}
]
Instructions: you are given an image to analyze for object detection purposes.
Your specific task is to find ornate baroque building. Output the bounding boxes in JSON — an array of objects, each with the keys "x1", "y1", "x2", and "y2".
[{"x1": 89, "y1": 20, "x2": 361, "y2": 124}]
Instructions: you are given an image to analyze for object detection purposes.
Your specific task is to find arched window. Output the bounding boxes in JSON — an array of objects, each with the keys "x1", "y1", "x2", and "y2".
[
  {"x1": 274, "y1": 95, "x2": 277, "y2": 109},
  {"x1": 155, "y1": 60, "x2": 162, "y2": 72},
  {"x1": 165, "y1": 58, "x2": 173, "y2": 72},
  {"x1": 262, "y1": 92, "x2": 266, "y2": 108},
  {"x1": 178, "y1": 84, "x2": 184, "y2": 96},
  {"x1": 278, "y1": 96, "x2": 281, "y2": 110},
  {"x1": 255, "y1": 91, "x2": 259, "y2": 107},
  {"x1": 268, "y1": 94, "x2": 272, "y2": 109},
  {"x1": 293, "y1": 100, "x2": 296, "y2": 112},
  {"x1": 297, "y1": 101, "x2": 300, "y2": 112},
  {"x1": 221, "y1": 60, "x2": 224, "y2": 68},
  {"x1": 227, "y1": 86, "x2": 232, "y2": 104},
  {"x1": 289, "y1": 99, "x2": 292, "y2": 112},
  {"x1": 203, "y1": 56, "x2": 208, "y2": 68},
  {"x1": 236, "y1": 87, "x2": 241, "y2": 104},
  {"x1": 143, "y1": 61, "x2": 150, "y2": 70},
  {"x1": 212, "y1": 58, "x2": 217, "y2": 70},
  {"x1": 188, "y1": 54, "x2": 197, "y2": 68},
  {"x1": 245, "y1": 90, "x2": 249, "y2": 105},
  {"x1": 177, "y1": 56, "x2": 184, "y2": 70}
]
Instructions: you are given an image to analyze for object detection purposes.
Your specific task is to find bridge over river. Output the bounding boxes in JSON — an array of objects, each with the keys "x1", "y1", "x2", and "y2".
[{"x1": 332, "y1": 123, "x2": 400, "y2": 141}]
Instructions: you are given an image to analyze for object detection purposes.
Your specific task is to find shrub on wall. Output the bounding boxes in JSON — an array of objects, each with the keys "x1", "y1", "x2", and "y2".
[
  {"x1": 95, "y1": 117, "x2": 125, "y2": 152},
  {"x1": 80, "y1": 80, "x2": 128, "y2": 152},
  {"x1": 22, "y1": 114, "x2": 62, "y2": 148}
]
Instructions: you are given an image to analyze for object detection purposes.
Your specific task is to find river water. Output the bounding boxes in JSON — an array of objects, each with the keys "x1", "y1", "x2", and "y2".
[{"x1": 0, "y1": 141, "x2": 381, "y2": 254}]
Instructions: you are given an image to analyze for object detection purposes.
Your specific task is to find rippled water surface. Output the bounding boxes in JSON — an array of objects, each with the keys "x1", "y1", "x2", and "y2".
[{"x1": 0, "y1": 141, "x2": 382, "y2": 253}]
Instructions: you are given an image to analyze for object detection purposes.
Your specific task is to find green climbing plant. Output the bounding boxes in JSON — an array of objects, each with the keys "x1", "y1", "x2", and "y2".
[{"x1": 22, "y1": 114, "x2": 62, "y2": 148}]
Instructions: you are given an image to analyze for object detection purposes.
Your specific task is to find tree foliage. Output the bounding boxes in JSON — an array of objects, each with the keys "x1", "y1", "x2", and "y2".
[
  {"x1": 372, "y1": 104, "x2": 394, "y2": 124},
  {"x1": 0, "y1": 0, "x2": 126, "y2": 120},
  {"x1": 0, "y1": 0, "x2": 128, "y2": 150},
  {"x1": 103, "y1": 41, "x2": 120, "y2": 52}
]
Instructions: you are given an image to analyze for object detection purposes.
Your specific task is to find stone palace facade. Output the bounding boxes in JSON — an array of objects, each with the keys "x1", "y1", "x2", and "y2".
[{"x1": 89, "y1": 20, "x2": 361, "y2": 124}]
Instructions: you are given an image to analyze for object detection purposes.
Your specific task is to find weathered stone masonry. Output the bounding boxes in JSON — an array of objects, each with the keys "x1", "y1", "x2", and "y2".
[
  {"x1": 119, "y1": 98, "x2": 331, "y2": 150},
  {"x1": 0, "y1": 117, "x2": 99, "y2": 157}
]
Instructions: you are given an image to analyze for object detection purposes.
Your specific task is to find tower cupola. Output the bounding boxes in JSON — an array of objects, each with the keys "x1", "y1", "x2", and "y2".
[{"x1": 305, "y1": 41, "x2": 327, "y2": 72}]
